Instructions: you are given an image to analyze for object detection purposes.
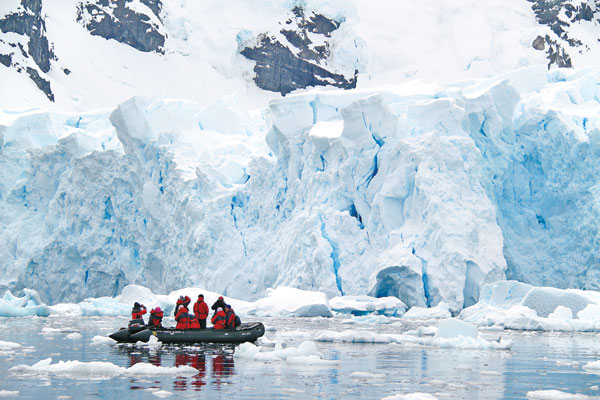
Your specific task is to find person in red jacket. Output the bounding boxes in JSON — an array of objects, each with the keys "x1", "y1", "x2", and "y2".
[
  {"x1": 224, "y1": 304, "x2": 238, "y2": 329},
  {"x1": 211, "y1": 307, "x2": 226, "y2": 329},
  {"x1": 131, "y1": 302, "x2": 147, "y2": 322},
  {"x1": 148, "y1": 307, "x2": 163, "y2": 327},
  {"x1": 175, "y1": 296, "x2": 201, "y2": 329},
  {"x1": 194, "y1": 294, "x2": 209, "y2": 329},
  {"x1": 175, "y1": 296, "x2": 192, "y2": 329}
]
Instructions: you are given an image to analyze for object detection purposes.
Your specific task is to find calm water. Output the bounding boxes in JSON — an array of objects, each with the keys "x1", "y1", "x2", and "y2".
[{"x1": 1, "y1": 315, "x2": 600, "y2": 399}]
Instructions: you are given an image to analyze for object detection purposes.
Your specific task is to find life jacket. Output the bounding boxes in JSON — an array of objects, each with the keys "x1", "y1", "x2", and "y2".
[
  {"x1": 149, "y1": 310, "x2": 163, "y2": 327},
  {"x1": 175, "y1": 305, "x2": 191, "y2": 330},
  {"x1": 194, "y1": 300, "x2": 209, "y2": 320},
  {"x1": 211, "y1": 310, "x2": 226, "y2": 329},
  {"x1": 225, "y1": 310, "x2": 237, "y2": 329},
  {"x1": 131, "y1": 305, "x2": 147, "y2": 320}
]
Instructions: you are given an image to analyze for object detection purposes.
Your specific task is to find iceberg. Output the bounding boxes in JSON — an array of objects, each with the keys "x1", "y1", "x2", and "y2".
[
  {"x1": 460, "y1": 281, "x2": 600, "y2": 331},
  {"x1": 329, "y1": 295, "x2": 406, "y2": 316},
  {"x1": 0, "y1": 289, "x2": 50, "y2": 317}
]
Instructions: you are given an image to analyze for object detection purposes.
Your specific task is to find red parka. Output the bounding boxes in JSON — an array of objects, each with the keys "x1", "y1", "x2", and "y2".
[
  {"x1": 211, "y1": 309, "x2": 227, "y2": 329},
  {"x1": 194, "y1": 299, "x2": 209, "y2": 321},
  {"x1": 175, "y1": 305, "x2": 200, "y2": 329}
]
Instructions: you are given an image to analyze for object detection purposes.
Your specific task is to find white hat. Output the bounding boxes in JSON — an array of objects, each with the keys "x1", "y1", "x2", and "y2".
[{"x1": 217, "y1": 307, "x2": 223, "y2": 312}]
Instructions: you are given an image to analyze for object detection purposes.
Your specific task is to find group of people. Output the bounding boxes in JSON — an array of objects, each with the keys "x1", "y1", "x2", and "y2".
[{"x1": 130, "y1": 294, "x2": 241, "y2": 330}]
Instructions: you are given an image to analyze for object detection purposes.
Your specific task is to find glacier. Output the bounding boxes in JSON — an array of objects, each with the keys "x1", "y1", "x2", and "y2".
[{"x1": 1, "y1": 66, "x2": 600, "y2": 313}]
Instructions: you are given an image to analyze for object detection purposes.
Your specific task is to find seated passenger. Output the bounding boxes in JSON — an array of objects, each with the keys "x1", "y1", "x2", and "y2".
[
  {"x1": 211, "y1": 307, "x2": 227, "y2": 329},
  {"x1": 148, "y1": 307, "x2": 164, "y2": 327},
  {"x1": 225, "y1": 304, "x2": 241, "y2": 329}
]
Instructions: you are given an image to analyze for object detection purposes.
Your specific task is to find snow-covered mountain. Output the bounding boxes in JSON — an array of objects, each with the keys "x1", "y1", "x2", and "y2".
[
  {"x1": 1, "y1": 0, "x2": 600, "y2": 311},
  {"x1": 2, "y1": 0, "x2": 600, "y2": 110}
]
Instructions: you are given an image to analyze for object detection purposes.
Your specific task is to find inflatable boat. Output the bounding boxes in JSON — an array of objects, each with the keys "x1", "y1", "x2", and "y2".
[{"x1": 111, "y1": 322, "x2": 265, "y2": 344}]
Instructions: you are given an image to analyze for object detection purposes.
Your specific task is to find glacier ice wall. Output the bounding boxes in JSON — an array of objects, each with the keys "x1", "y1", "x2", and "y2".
[{"x1": 1, "y1": 66, "x2": 600, "y2": 312}]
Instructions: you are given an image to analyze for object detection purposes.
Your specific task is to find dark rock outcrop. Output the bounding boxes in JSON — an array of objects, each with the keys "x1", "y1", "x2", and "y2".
[
  {"x1": 76, "y1": 0, "x2": 165, "y2": 54},
  {"x1": 528, "y1": 0, "x2": 600, "y2": 68},
  {"x1": 0, "y1": 0, "x2": 56, "y2": 101},
  {"x1": 241, "y1": 6, "x2": 357, "y2": 95}
]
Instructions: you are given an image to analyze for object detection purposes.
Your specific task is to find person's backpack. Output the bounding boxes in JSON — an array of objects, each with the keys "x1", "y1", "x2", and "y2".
[{"x1": 235, "y1": 315, "x2": 241, "y2": 327}]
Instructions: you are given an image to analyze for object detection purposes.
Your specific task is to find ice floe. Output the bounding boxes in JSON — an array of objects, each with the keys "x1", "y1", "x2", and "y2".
[{"x1": 9, "y1": 358, "x2": 198, "y2": 378}]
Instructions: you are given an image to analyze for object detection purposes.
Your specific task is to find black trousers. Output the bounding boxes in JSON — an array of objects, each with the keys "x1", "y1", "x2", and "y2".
[{"x1": 199, "y1": 319, "x2": 207, "y2": 329}]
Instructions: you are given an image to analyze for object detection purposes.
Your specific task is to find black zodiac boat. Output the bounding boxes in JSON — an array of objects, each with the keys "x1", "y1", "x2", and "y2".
[
  {"x1": 108, "y1": 318, "x2": 148, "y2": 343},
  {"x1": 111, "y1": 322, "x2": 265, "y2": 344}
]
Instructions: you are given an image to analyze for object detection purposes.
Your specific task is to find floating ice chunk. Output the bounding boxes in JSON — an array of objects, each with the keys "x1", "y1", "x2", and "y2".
[
  {"x1": 234, "y1": 340, "x2": 334, "y2": 365},
  {"x1": 286, "y1": 355, "x2": 340, "y2": 366},
  {"x1": 381, "y1": 393, "x2": 439, "y2": 400},
  {"x1": 90, "y1": 336, "x2": 114, "y2": 345},
  {"x1": 403, "y1": 302, "x2": 451, "y2": 319},
  {"x1": 350, "y1": 371, "x2": 386, "y2": 379},
  {"x1": 548, "y1": 306, "x2": 573, "y2": 320},
  {"x1": 0, "y1": 289, "x2": 50, "y2": 317},
  {"x1": 315, "y1": 330, "x2": 401, "y2": 344},
  {"x1": 251, "y1": 287, "x2": 332, "y2": 317},
  {"x1": 126, "y1": 363, "x2": 197, "y2": 376},
  {"x1": 525, "y1": 390, "x2": 594, "y2": 399},
  {"x1": 0, "y1": 391, "x2": 19, "y2": 398},
  {"x1": 404, "y1": 326, "x2": 437, "y2": 337},
  {"x1": 65, "y1": 332, "x2": 82, "y2": 340},
  {"x1": 582, "y1": 360, "x2": 600, "y2": 374},
  {"x1": 151, "y1": 390, "x2": 173, "y2": 398},
  {"x1": 329, "y1": 295, "x2": 406, "y2": 317},
  {"x1": 0, "y1": 341, "x2": 21, "y2": 351},
  {"x1": 434, "y1": 318, "x2": 477, "y2": 339},
  {"x1": 9, "y1": 358, "x2": 197, "y2": 378}
]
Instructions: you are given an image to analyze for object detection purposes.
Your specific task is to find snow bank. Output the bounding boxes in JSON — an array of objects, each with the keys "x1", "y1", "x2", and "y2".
[
  {"x1": 9, "y1": 358, "x2": 198, "y2": 378},
  {"x1": 329, "y1": 295, "x2": 406, "y2": 316},
  {"x1": 0, "y1": 289, "x2": 50, "y2": 317},
  {"x1": 460, "y1": 281, "x2": 600, "y2": 331}
]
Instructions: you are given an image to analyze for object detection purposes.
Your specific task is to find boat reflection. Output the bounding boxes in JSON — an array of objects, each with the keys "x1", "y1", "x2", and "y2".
[{"x1": 116, "y1": 344, "x2": 234, "y2": 391}]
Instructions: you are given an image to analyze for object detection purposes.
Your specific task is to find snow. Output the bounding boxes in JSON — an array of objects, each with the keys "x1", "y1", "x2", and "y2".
[{"x1": 8, "y1": 358, "x2": 198, "y2": 378}]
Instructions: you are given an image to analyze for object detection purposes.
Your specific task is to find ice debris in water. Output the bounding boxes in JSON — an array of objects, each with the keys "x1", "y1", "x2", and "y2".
[
  {"x1": 234, "y1": 340, "x2": 338, "y2": 365},
  {"x1": 8, "y1": 358, "x2": 198, "y2": 378},
  {"x1": 459, "y1": 281, "x2": 600, "y2": 331},
  {"x1": 0, "y1": 289, "x2": 50, "y2": 317}
]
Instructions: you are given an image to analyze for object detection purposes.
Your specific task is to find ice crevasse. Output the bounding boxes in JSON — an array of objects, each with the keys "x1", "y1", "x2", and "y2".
[{"x1": 1, "y1": 66, "x2": 600, "y2": 313}]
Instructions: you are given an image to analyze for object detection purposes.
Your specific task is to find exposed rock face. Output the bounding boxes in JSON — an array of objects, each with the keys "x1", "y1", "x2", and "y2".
[
  {"x1": 241, "y1": 6, "x2": 357, "y2": 96},
  {"x1": 76, "y1": 0, "x2": 165, "y2": 53},
  {"x1": 528, "y1": 0, "x2": 600, "y2": 68},
  {"x1": 0, "y1": 0, "x2": 56, "y2": 101}
]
